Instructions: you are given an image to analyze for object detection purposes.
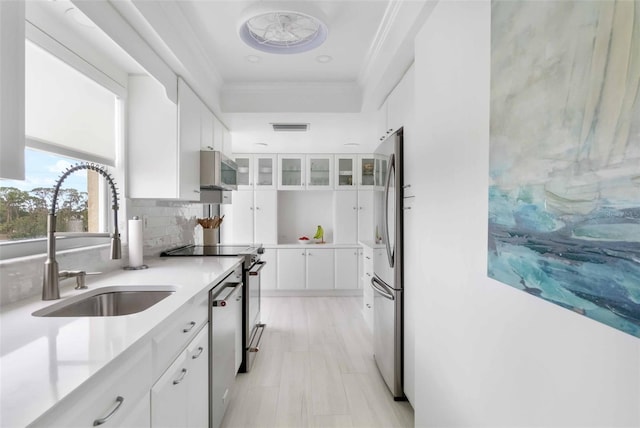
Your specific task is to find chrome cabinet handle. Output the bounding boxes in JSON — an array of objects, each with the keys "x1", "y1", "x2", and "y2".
[
  {"x1": 93, "y1": 396, "x2": 124, "y2": 426},
  {"x1": 173, "y1": 368, "x2": 187, "y2": 385},
  {"x1": 183, "y1": 321, "x2": 196, "y2": 333},
  {"x1": 193, "y1": 189, "x2": 200, "y2": 193},
  {"x1": 192, "y1": 347, "x2": 204, "y2": 360}
]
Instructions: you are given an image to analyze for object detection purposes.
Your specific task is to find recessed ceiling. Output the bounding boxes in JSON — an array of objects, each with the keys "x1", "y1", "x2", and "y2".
[{"x1": 176, "y1": 1, "x2": 388, "y2": 83}]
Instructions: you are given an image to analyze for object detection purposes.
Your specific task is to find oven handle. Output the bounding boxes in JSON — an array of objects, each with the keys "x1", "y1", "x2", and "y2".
[
  {"x1": 211, "y1": 282, "x2": 242, "y2": 307},
  {"x1": 248, "y1": 261, "x2": 266, "y2": 275}
]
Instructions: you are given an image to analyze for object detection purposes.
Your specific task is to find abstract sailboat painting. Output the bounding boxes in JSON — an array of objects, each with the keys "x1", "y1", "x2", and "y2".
[{"x1": 488, "y1": 1, "x2": 640, "y2": 337}]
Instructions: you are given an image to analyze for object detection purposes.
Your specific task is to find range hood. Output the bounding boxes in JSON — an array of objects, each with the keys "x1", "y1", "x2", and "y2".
[{"x1": 200, "y1": 189, "x2": 232, "y2": 204}]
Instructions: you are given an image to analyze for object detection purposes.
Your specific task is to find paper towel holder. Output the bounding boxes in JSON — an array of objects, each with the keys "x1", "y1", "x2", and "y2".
[{"x1": 124, "y1": 216, "x2": 148, "y2": 270}]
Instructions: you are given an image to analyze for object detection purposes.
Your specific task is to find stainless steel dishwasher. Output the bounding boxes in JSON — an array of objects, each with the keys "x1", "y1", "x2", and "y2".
[{"x1": 209, "y1": 267, "x2": 243, "y2": 428}]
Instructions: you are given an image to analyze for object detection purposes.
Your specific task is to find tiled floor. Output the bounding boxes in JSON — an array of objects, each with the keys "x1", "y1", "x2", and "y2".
[{"x1": 221, "y1": 297, "x2": 414, "y2": 428}]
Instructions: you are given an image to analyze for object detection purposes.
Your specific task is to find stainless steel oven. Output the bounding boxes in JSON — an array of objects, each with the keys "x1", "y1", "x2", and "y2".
[{"x1": 160, "y1": 244, "x2": 266, "y2": 373}]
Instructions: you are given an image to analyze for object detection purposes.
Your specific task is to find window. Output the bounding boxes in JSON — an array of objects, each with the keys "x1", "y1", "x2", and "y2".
[{"x1": 0, "y1": 40, "x2": 120, "y2": 257}]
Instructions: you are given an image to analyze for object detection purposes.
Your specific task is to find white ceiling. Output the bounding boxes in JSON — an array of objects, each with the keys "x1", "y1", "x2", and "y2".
[
  {"x1": 175, "y1": 1, "x2": 389, "y2": 84},
  {"x1": 29, "y1": 0, "x2": 434, "y2": 153}
]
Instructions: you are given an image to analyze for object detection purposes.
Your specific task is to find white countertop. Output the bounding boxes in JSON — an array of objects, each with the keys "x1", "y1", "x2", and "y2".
[
  {"x1": 0, "y1": 256, "x2": 242, "y2": 428},
  {"x1": 359, "y1": 240, "x2": 386, "y2": 249},
  {"x1": 263, "y1": 243, "x2": 361, "y2": 248}
]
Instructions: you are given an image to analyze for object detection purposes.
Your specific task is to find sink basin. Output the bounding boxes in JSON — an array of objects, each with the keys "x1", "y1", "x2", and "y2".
[{"x1": 33, "y1": 286, "x2": 176, "y2": 317}]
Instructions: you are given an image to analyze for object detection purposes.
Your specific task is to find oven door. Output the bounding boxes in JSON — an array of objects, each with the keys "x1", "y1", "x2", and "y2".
[{"x1": 243, "y1": 260, "x2": 266, "y2": 372}]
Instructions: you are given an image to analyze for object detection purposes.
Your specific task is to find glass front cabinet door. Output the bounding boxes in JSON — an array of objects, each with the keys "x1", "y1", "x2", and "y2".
[
  {"x1": 254, "y1": 155, "x2": 277, "y2": 189},
  {"x1": 235, "y1": 156, "x2": 253, "y2": 189},
  {"x1": 358, "y1": 156, "x2": 375, "y2": 188},
  {"x1": 374, "y1": 156, "x2": 388, "y2": 190},
  {"x1": 306, "y1": 155, "x2": 333, "y2": 189},
  {"x1": 278, "y1": 155, "x2": 305, "y2": 190},
  {"x1": 335, "y1": 156, "x2": 356, "y2": 190}
]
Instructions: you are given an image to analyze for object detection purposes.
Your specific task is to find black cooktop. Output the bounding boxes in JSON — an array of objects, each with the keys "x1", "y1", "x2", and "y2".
[{"x1": 160, "y1": 245, "x2": 254, "y2": 257}]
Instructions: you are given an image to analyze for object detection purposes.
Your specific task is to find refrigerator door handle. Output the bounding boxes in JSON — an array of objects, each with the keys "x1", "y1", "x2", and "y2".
[
  {"x1": 384, "y1": 153, "x2": 395, "y2": 268},
  {"x1": 370, "y1": 275, "x2": 394, "y2": 300}
]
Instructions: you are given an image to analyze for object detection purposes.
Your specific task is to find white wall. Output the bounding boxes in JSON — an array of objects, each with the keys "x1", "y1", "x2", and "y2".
[
  {"x1": 277, "y1": 191, "x2": 334, "y2": 244},
  {"x1": 409, "y1": 1, "x2": 640, "y2": 427}
]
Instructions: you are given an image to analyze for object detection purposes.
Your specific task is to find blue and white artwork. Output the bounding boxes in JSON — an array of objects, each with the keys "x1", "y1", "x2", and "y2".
[{"x1": 489, "y1": 1, "x2": 640, "y2": 337}]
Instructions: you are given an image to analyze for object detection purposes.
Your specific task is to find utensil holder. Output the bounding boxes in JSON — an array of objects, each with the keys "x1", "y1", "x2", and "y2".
[{"x1": 203, "y1": 228, "x2": 219, "y2": 246}]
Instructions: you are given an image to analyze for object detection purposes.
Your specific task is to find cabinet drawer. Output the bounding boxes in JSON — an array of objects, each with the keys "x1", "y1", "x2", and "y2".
[
  {"x1": 31, "y1": 345, "x2": 152, "y2": 427},
  {"x1": 153, "y1": 292, "x2": 208, "y2": 380}
]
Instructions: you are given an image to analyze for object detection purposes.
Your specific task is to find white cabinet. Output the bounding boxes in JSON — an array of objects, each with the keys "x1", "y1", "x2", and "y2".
[
  {"x1": 335, "y1": 155, "x2": 357, "y2": 190},
  {"x1": 334, "y1": 191, "x2": 358, "y2": 244},
  {"x1": 235, "y1": 154, "x2": 277, "y2": 190},
  {"x1": 374, "y1": 155, "x2": 389, "y2": 190},
  {"x1": 187, "y1": 326, "x2": 210, "y2": 428},
  {"x1": 222, "y1": 126, "x2": 232, "y2": 158},
  {"x1": 32, "y1": 345, "x2": 152, "y2": 428},
  {"x1": 358, "y1": 190, "x2": 375, "y2": 242},
  {"x1": 335, "y1": 248, "x2": 359, "y2": 289},
  {"x1": 276, "y1": 248, "x2": 338, "y2": 290},
  {"x1": 235, "y1": 155, "x2": 253, "y2": 189},
  {"x1": 307, "y1": 248, "x2": 335, "y2": 289},
  {"x1": 306, "y1": 155, "x2": 333, "y2": 189},
  {"x1": 152, "y1": 324, "x2": 209, "y2": 428},
  {"x1": 151, "y1": 347, "x2": 189, "y2": 428},
  {"x1": 254, "y1": 155, "x2": 277, "y2": 189},
  {"x1": 362, "y1": 246, "x2": 374, "y2": 332},
  {"x1": 177, "y1": 78, "x2": 202, "y2": 200},
  {"x1": 277, "y1": 248, "x2": 306, "y2": 290},
  {"x1": 200, "y1": 104, "x2": 214, "y2": 150},
  {"x1": 127, "y1": 76, "x2": 200, "y2": 200},
  {"x1": 221, "y1": 190, "x2": 277, "y2": 244},
  {"x1": 386, "y1": 65, "x2": 413, "y2": 134},
  {"x1": 0, "y1": 0, "x2": 25, "y2": 180},
  {"x1": 278, "y1": 155, "x2": 305, "y2": 190},
  {"x1": 261, "y1": 247, "x2": 278, "y2": 290},
  {"x1": 278, "y1": 154, "x2": 333, "y2": 190},
  {"x1": 358, "y1": 155, "x2": 376, "y2": 188}
]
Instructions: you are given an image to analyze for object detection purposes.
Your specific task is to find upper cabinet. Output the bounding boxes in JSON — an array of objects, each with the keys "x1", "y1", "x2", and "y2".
[
  {"x1": 278, "y1": 155, "x2": 305, "y2": 190},
  {"x1": 0, "y1": 1, "x2": 25, "y2": 180},
  {"x1": 358, "y1": 156, "x2": 376, "y2": 188},
  {"x1": 335, "y1": 155, "x2": 357, "y2": 190},
  {"x1": 127, "y1": 76, "x2": 200, "y2": 200},
  {"x1": 278, "y1": 154, "x2": 333, "y2": 190},
  {"x1": 234, "y1": 154, "x2": 277, "y2": 190},
  {"x1": 306, "y1": 155, "x2": 333, "y2": 189}
]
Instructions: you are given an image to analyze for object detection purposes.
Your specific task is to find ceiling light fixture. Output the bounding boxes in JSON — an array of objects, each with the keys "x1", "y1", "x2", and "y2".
[
  {"x1": 316, "y1": 55, "x2": 333, "y2": 63},
  {"x1": 245, "y1": 55, "x2": 261, "y2": 63},
  {"x1": 239, "y1": 10, "x2": 328, "y2": 54}
]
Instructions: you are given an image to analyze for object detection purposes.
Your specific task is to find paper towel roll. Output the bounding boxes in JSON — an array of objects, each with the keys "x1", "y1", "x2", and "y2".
[{"x1": 128, "y1": 217, "x2": 144, "y2": 268}]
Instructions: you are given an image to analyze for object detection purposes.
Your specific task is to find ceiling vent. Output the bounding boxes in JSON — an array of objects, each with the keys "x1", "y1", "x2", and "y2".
[{"x1": 271, "y1": 123, "x2": 310, "y2": 132}]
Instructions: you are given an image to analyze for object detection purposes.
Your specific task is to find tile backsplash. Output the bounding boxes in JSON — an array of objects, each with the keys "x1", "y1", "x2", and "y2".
[{"x1": 0, "y1": 200, "x2": 207, "y2": 306}]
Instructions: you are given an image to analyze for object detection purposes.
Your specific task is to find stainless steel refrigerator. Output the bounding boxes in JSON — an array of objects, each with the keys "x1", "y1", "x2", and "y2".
[{"x1": 371, "y1": 128, "x2": 405, "y2": 400}]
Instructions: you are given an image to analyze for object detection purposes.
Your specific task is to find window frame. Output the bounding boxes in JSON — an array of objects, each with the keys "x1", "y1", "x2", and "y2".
[{"x1": 0, "y1": 24, "x2": 127, "y2": 261}]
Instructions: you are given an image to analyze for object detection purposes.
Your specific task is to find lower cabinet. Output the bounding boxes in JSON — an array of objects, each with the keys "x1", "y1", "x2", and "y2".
[
  {"x1": 362, "y1": 246, "x2": 375, "y2": 332},
  {"x1": 276, "y1": 247, "x2": 364, "y2": 291},
  {"x1": 30, "y1": 344, "x2": 152, "y2": 428},
  {"x1": 151, "y1": 324, "x2": 209, "y2": 428},
  {"x1": 335, "y1": 248, "x2": 359, "y2": 289},
  {"x1": 307, "y1": 248, "x2": 335, "y2": 289},
  {"x1": 277, "y1": 248, "x2": 307, "y2": 289}
]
